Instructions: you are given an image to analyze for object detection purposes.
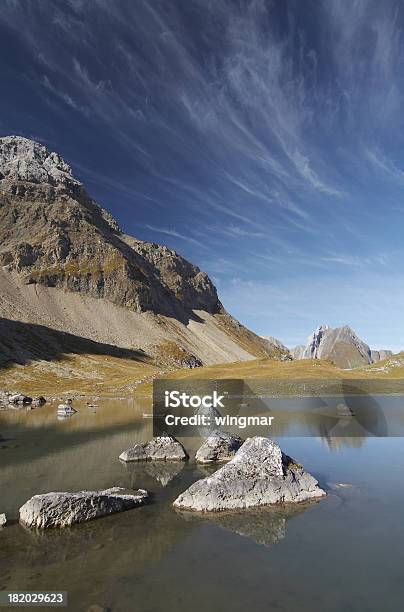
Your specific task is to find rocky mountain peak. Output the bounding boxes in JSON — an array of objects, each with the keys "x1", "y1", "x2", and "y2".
[
  {"x1": 0, "y1": 135, "x2": 80, "y2": 190},
  {"x1": 0, "y1": 135, "x2": 224, "y2": 320},
  {"x1": 304, "y1": 324, "x2": 330, "y2": 359},
  {"x1": 291, "y1": 324, "x2": 392, "y2": 368}
]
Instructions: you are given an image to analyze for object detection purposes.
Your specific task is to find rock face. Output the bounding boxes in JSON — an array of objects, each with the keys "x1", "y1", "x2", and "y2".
[
  {"x1": 0, "y1": 135, "x2": 279, "y2": 366},
  {"x1": 195, "y1": 431, "x2": 244, "y2": 463},
  {"x1": 0, "y1": 136, "x2": 221, "y2": 320},
  {"x1": 119, "y1": 436, "x2": 188, "y2": 462},
  {"x1": 19, "y1": 487, "x2": 148, "y2": 528},
  {"x1": 173, "y1": 437, "x2": 325, "y2": 512},
  {"x1": 291, "y1": 324, "x2": 392, "y2": 369},
  {"x1": 261, "y1": 336, "x2": 291, "y2": 359},
  {"x1": 0, "y1": 136, "x2": 81, "y2": 189},
  {"x1": 370, "y1": 349, "x2": 393, "y2": 362}
]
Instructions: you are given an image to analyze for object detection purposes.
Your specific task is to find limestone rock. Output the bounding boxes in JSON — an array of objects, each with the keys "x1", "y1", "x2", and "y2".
[
  {"x1": 195, "y1": 431, "x2": 244, "y2": 463},
  {"x1": 57, "y1": 403, "x2": 77, "y2": 415},
  {"x1": 0, "y1": 136, "x2": 80, "y2": 189},
  {"x1": 291, "y1": 324, "x2": 393, "y2": 369},
  {"x1": 19, "y1": 487, "x2": 148, "y2": 528},
  {"x1": 8, "y1": 393, "x2": 32, "y2": 405},
  {"x1": 370, "y1": 349, "x2": 393, "y2": 362},
  {"x1": 261, "y1": 335, "x2": 291, "y2": 359},
  {"x1": 119, "y1": 436, "x2": 188, "y2": 462},
  {"x1": 0, "y1": 136, "x2": 222, "y2": 319},
  {"x1": 0, "y1": 135, "x2": 279, "y2": 367},
  {"x1": 173, "y1": 437, "x2": 326, "y2": 512},
  {"x1": 32, "y1": 396, "x2": 46, "y2": 406}
]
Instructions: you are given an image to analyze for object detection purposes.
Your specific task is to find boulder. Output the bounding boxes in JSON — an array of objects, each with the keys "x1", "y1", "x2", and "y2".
[
  {"x1": 173, "y1": 437, "x2": 326, "y2": 512},
  {"x1": 57, "y1": 403, "x2": 77, "y2": 415},
  {"x1": 0, "y1": 513, "x2": 6, "y2": 527},
  {"x1": 195, "y1": 404, "x2": 223, "y2": 438},
  {"x1": 32, "y1": 396, "x2": 46, "y2": 406},
  {"x1": 19, "y1": 487, "x2": 148, "y2": 528},
  {"x1": 196, "y1": 431, "x2": 244, "y2": 463},
  {"x1": 8, "y1": 393, "x2": 32, "y2": 404},
  {"x1": 119, "y1": 436, "x2": 188, "y2": 462}
]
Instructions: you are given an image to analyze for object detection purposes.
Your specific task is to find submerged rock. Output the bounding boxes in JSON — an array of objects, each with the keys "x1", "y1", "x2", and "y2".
[
  {"x1": 196, "y1": 431, "x2": 244, "y2": 464},
  {"x1": 119, "y1": 436, "x2": 188, "y2": 462},
  {"x1": 0, "y1": 513, "x2": 7, "y2": 527},
  {"x1": 173, "y1": 437, "x2": 326, "y2": 512},
  {"x1": 19, "y1": 487, "x2": 148, "y2": 528}
]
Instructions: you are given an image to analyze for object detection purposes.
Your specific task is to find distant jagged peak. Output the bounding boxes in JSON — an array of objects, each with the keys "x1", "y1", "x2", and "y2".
[
  {"x1": 304, "y1": 324, "x2": 330, "y2": 359},
  {"x1": 292, "y1": 323, "x2": 393, "y2": 368},
  {"x1": 310, "y1": 324, "x2": 330, "y2": 338},
  {"x1": 0, "y1": 135, "x2": 80, "y2": 189}
]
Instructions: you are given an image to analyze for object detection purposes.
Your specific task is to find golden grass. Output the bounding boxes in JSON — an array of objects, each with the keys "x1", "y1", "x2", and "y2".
[
  {"x1": 0, "y1": 353, "x2": 158, "y2": 396},
  {"x1": 135, "y1": 355, "x2": 404, "y2": 397},
  {"x1": 1, "y1": 353, "x2": 403, "y2": 397}
]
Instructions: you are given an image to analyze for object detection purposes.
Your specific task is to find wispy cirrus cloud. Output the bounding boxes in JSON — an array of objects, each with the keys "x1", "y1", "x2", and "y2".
[
  {"x1": 142, "y1": 224, "x2": 208, "y2": 249},
  {"x1": 1, "y1": 0, "x2": 404, "y2": 348}
]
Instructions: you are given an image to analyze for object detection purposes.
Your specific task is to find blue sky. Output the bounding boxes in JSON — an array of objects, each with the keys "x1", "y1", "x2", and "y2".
[{"x1": 1, "y1": 0, "x2": 404, "y2": 351}]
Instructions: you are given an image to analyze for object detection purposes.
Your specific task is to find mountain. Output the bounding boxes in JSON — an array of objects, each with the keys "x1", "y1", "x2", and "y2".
[
  {"x1": 262, "y1": 336, "x2": 288, "y2": 351},
  {"x1": 291, "y1": 324, "x2": 393, "y2": 369},
  {"x1": 0, "y1": 136, "x2": 279, "y2": 369},
  {"x1": 261, "y1": 336, "x2": 291, "y2": 359}
]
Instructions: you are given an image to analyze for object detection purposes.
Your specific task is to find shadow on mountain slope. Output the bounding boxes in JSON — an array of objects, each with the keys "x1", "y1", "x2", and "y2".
[{"x1": 0, "y1": 317, "x2": 148, "y2": 369}]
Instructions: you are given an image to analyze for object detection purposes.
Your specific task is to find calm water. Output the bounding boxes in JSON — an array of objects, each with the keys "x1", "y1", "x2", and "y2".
[{"x1": 1, "y1": 397, "x2": 404, "y2": 612}]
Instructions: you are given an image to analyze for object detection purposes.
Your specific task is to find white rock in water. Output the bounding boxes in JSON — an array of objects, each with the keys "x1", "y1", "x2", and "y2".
[
  {"x1": 119, "y1": 436, "x2": 188, "y2": 462},
  {"x1": 196, "y1": 431, "x2": 243, "y2": 463},
  {"x1": 57, "y1": 404, "x2": 77, "y2": 415},
  {"x1": 8, "y1": 393, "x2": 32, "y2": 404},
  {"x1": 19, "y1": 487, "x2": 148, "y2": 528},
  {"x1": 0, "y1": 513, "x2": 7, "y2": 527},
  {"x1": 174, "y1": 437, "x2": 326, "y2": 512}
]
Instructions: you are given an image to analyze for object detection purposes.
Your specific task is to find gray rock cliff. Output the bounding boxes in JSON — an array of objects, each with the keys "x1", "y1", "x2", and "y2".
[{"x1": 291, "y1": 324, "x2": 392, "y2": 369}]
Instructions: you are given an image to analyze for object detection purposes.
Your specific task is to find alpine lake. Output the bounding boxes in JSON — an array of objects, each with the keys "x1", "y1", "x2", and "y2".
[{"x1": 1, "y1": 391, "x2": 404, "y2": 612}]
